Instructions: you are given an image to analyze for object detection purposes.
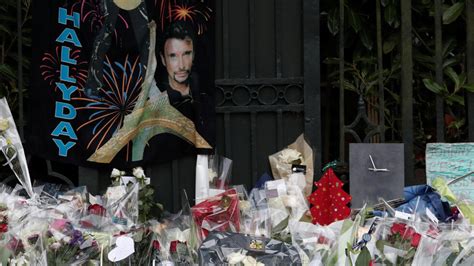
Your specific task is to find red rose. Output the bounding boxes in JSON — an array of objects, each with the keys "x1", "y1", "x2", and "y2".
[
  {"x1": 169, "y1": 240, "x2": 186, "y2": 253},
  {"x1": 88, "y1": 204, "x2": 106, "y2": 216},
  {"x1": 390, "y1": 223, "x2": 407, "y2": 235},
  {"x1": 402, "y1": 227, "x2": 416, "y2": 240},
  {"x1": 152, "y1": 240, "x2": 161, "y2": 251},
  {"x1": 317, "y1": 236, "x2": 330, "y2": 245},
  {"x1": 411, "y1": 233, "x2": 421, "y2": 248},
  {"x1": 170, "y1": 240, "x2": 178, "y2": 253},
  {"x1": 0, "y1": 223, "x2": 7, "y2": 233}
]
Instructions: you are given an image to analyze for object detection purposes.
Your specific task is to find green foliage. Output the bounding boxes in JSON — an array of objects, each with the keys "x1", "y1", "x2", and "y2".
[
  {"x1": 322, "y1": 0, "x2": 472, "y2": 155},
  {"x1": 0, "y1": 0, "x2": 31, "y2": 119}
]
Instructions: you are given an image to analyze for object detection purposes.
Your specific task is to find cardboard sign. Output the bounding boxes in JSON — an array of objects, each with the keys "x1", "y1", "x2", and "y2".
[
  {"x1": 349, "y1": 143, "x2": 405, "y2": 208},
  {"x1": 426, "y1": 143, "x2": 474, "y2": 200}
]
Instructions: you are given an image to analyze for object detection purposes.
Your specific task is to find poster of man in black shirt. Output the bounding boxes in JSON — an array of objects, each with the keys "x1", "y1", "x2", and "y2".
[{"x1": 29, "y1": 0, "x2": 215, "y2": 167}]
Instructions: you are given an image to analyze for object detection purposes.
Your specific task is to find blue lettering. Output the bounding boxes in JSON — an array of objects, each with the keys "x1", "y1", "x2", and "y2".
[
  {"x1": 52, "y1": 138, "x2": 76, "y2": 157},
  {"x1": 58, "y1": 8, "x2": 80, "y2": 28},
  {"x1": 55, "y1": 82, "x2": 78, "y2": 101},
  {"x1": 60, "y1": 46, "x2": 77, "y2": 64},
  {"x1": 51, "y1": 121, "x2": 78, "y2": 140},
  {"x1": 59, "y1": 65, "x2": 76, "y2": 83},
  {"x1": 55, "y1": 101, "x2": 76, "y2": 120},
  {"x1": 56, "y1": 28, "x2": 82, "y2": 47}
]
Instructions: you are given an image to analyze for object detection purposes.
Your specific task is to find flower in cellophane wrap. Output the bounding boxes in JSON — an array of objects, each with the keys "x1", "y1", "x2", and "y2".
[
  {"x1": 268, "y1": 134, "x2": 314, "y2": 196},
  {"x1": 372, "y1": 218, "x2": 422, "y2": 265},
  {"x1": 191, "y1": 188, "x2": 241, "y2": 240},
  {"x1": 0, "y1": 98, "x2": 33, "y2": 198},
  {"x1": 289, "y1": 221, "x2": 339, "y2": 265}
]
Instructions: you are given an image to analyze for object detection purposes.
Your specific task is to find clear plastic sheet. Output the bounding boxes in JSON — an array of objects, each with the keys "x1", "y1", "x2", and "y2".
[
  {"x1": 198, "y1": 232, "x2": 302, "y2": 265},
  {"x1": 290, "y1": 221, "x2": 339, "y2": 265}
]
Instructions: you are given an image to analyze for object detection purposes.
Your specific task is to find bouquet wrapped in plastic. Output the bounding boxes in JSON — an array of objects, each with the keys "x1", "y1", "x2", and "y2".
[
  {"x1": 268, "y1": 134, "x2": 314, "y2": 196},
  {"x1": 198, "y1": 232, "x2": 302, "y2": 265},
  {"x1": 191, "y1": 188, "x2": 241, "y2": 240},
  {"x1": 290, "y1": 221, "x2": 339, "y2": 265}
]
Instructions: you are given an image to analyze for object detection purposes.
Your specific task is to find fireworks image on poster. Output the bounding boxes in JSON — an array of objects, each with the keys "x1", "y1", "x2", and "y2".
[
  {"x1": 72, "y1": 0, "x2": 129, "y2": 34},
  {"x1": 73, "y1": 55, "x2": 143, "y2": 154},
  {"x1": 40, "y1": 47, "x2": 88, "y2": 89},
  {"x1": 155, "y1": 0, "x2": 212, "y2": 35}
]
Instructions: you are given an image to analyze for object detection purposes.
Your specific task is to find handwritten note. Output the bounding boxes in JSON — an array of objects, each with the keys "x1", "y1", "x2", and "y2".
[{"x1": 426, "y1": 143, "x2": 474, "y2": 201}]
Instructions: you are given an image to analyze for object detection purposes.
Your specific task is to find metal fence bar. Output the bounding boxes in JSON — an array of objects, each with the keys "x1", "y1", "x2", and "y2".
[
  {"x1": 274, "y1": 0, "x2": 282, "y2": 78},
  {"x1": 17, "y1": 0, "x2": 24, "y2": 140},
  {"x1": 250, "y1": 111, "x2": 257, "y2": 184},
  {"x1": 467, "y1": 0, "x2": 474, "y2": 141},
  {"x1": 277, "y1": 109, "x2": 283, "y2": 148},
  {"x1": 434, "y1": 0, "x2": 445, "y2": 142},
  {"x1": 223, "y1": 0, "x2": 230, "y2": 79},
  {"x1": 249, "y1": 0, "x2": 256, "y2": 78},
  {"x1": 400, "y1": 0, "x2": 414, "y2": 183},
  {"x1": 376, "y1": 0, "x2": 385, "y2": 142},
  {"x1": 338, "y1": 0, "x2": 345, "y2": 162},
  {"x1": 224, "y1": 112, "x2": 232, "y2": 157},
  {"x1": 303, "y1": 0, "x2": 322, "y2": 176}
]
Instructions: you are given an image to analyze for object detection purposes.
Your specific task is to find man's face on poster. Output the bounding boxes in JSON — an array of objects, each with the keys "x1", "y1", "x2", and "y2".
[{"x1": 161, "y1": 37, "x2": 194, "y2": 85}]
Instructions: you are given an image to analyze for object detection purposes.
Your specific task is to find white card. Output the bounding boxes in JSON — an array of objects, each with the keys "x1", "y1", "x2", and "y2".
[{"x1": 107, "y1": 236, "x2": 135, "y2": 262}]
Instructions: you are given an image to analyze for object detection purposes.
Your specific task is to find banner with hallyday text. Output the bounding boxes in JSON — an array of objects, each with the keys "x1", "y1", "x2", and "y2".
[{"x1": 29, "y1": 0, "x2": 215, "y2": 167}]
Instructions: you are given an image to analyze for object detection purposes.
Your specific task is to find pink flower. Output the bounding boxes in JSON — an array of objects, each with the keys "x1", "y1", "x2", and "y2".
[{"x1": 50, "y1": 219, "x2": 68, "y2": 231}]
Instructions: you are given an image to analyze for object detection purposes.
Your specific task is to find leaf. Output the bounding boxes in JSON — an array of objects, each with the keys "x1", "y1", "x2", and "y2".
[
  {"x1": 443, "y1": 58, "x2": 458, "y2": 68},
  {"x1": 462, "y1": 83, "x2": 474, "y2": 92},
  {"x1": 446, "y1": 94, "x2": 465, "y2": 106},
  {"x1": 381, "y1": 0, "x2": 390, "y2": 7},
  {"x1": 444, "y1": 67, "x2": 460, "y2": 91},
  {"x1": 348, "y1": 9, "x2": 362, "y2": 33},
  {"x1": 423, "y1": 79, "x2": 447, "y2": 95},
  {"x1": 355, "y1": 247, "x2": 372, "y2": 266},
  {"x1": 272, "y1": 215, "x2": 289, "y2": 234},
  {"x1": 443, "y1": 2, "x2": 464, "y2": 25},
  {"x1": 442, "y1": 38, "x2": 457, "y2": 57},
  {"x1": 0, "y1": 64, "x2": 15, "y2": 80},
  {"x1": 328, "y1": 8, "x2": 339, "y2": 36},
  {"x1": 360, "y1": 29, "x2": 373, "y2": 50},
  {"x1": 383, "y1": 33, "x2": 399, "y2": 54},
  {"x1": 384, "y1": 4, "x2": 397, "y2": 27}
]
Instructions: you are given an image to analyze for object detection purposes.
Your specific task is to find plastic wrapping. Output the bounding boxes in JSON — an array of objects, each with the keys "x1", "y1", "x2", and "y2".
[
  {"x1": 268, "y1": 134, "x2": 314, "y2": 196},
  {"x1": 191, "y1": 188, "x2": 241, "y2": 241},
  {"x1": 290, "y1": 221, "x2": 339, "y2": 265},
  {"x1": 198, "y1": 232, "x2": 301, "y2": 265},
  {"x1": 0, "y1": 97, "x2": 33, "y2": 198},
  {"x1": 45, "y1": 219, "x2": 101, "y2": 265},
  {"x1": 196, "y1": 154, "x2": 233, "y2": 204}
]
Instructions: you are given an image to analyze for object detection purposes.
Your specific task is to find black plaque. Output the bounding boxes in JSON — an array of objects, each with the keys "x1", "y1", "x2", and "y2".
[{"x1": 349, "y1": 143, "x2": 405, "y2": 208}]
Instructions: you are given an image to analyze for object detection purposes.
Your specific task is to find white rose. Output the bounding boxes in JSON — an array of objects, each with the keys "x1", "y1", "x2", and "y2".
[
  {"x1": 227, "y1": 251, "x2": 246, "y2": 264},
  {"x1": 110, "y1": 168, "x2": 124, "y2": 178},
  {"x1": 278, "y1": 148, "x2": 303, "y2": 164},
  {"x1": 243, "y1": 256, "x2": 264, "y2": 266},
  {"x1": 208, "y1": 168, "x2": 218, "y2": 183},
  {"x1": 0, "y1": 119, "x2": 9, "y2": 131},
  {"x1": 133, "y1": 167, "x2": 145, "y2": 179}
]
